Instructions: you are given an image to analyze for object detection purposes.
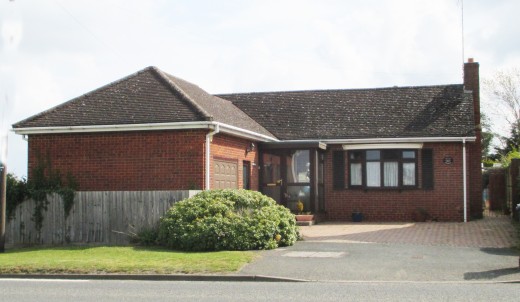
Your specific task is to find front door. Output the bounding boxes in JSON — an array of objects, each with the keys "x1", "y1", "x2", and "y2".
[
  {"x1": 260, "y1": 150, "x2": 313, "y2": 213},
  {"x1": 260, "y1": 152, "x2": 284, "y2": 205}
]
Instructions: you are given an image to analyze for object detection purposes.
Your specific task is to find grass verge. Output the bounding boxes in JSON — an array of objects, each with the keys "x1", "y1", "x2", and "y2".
[{"x1": 0, "y1": 246, "x2": 256, "y2": 274}]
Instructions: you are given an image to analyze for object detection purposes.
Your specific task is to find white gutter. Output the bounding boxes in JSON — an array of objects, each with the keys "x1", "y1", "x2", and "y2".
[
  {"x1": 317, "y1": 137, "x2": 476, "y2": 144},
  {"x1": 462, "y1": 138, "x2": 468, "y2": 223},
  {"x1": 216, "y1": 123, "x2": 278, "y2": 142},
  {"x1": 205, "y1": 124, "x2": 220, "y2": 190},
  {"x1": 12, "y1": 121, "x2": 211, "y2": 134},
  {"x1": 342, "y1": 143, "x2": 424, "y2": 150},
  {"x1": 12, "y1": 121, "x2": 278, "y2": 143}
]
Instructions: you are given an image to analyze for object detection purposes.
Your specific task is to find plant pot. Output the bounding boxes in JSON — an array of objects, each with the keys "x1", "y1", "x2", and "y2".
[
  {"x1": 295, "y1": 214, "x2": 314, "y2": 222},
  {"x1": 352, "y1": 212, "x2": 363, "y2": 222}
]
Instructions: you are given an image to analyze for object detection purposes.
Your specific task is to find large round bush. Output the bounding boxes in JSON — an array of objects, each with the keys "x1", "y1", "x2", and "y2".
[{"x1": 157, "y1": 189, "x2": 298, "y2": 251}]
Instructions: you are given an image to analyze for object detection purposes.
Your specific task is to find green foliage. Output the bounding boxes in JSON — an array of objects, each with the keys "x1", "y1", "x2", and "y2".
[
  {"x1": 5, "y1": 173, "x2": 27, "y2": 220},
  {"x1": 499, "y1": 147, "x2": 520, "y2": 168},
  {"x1": 131, "y1": 226, "x2": 160, "y2": 246},
  {"x1": 60, "y1": 186, "x2": 76, "y2": 217},
  {"x1": 158, "y1": 189, "x2": 298, "y2": 251},
  {"x1": 496, "y1": 120, "x2": 520, "y2": 157},
  {"x1": 25, "y1": 154, "x2": 78, "y2": 232},
  {"x1": 482, "y1": 158, "x2": 496, "y2": 168}
]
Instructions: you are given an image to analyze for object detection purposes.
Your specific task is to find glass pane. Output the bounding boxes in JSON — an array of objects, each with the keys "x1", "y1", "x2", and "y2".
[
  {"x1": 262, "y1": 153, "x2": 280, "y2": 184},
  {"x1": 262, "y1": 186, "x2": 281, "y2": 204},
  {"x1": 350, "y1": 163, "x2": 362, "y2": 186},
  {"x1": 350, "y1": 151, "x2": 362, "y2": 160},
  {"x1": 366, "y1": 150, "x2": 380, "y2": 160},
  {"x1": 286, "y1": 150, "x2": 310, "y2": 183},
  {"x1": 384, "y1": 162, "x2": 398, "y2": 187},
  {"x1": 403, "y1": 163, "x2": 416, "y2": 185},
  {"x1": 285, "y1": 185, "x2": 311, "y2": 213},
  {"x1": 403, "y1": 151, "x2": 416, "y2": 159},
  {"x1": 383, "y1": 150, "x2": 400, "y2": 160},
  {"x1": 366, "y1": 162, "x2": 381, "y2": 187}
]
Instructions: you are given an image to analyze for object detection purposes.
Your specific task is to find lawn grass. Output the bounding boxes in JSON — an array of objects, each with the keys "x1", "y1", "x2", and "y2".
[{"x1": 0, "y1": 246, "x2": 256, "y2": 274}]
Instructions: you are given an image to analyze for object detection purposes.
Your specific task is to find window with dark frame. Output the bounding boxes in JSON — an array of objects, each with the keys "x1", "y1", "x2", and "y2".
[{"x1": 348, "y1": 149, "x2": 418, "y2": 189}]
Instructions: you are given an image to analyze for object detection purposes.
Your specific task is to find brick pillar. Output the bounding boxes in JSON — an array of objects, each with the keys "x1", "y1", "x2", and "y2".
[
  {"x1": 510, "y1": 159, "x2": 520, "y2": 219},
  {"x1": 464, "y1": 58, "x2": 483, "y2": 219},
  {"x1": 488, "y1": 169, "x2": 506, "y2": 211}
]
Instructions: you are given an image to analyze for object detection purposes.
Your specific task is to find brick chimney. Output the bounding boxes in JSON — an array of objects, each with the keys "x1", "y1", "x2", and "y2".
[
  {"x1": 463, "y1": 58, "x2": 480, "y2": 132},
  {"x1": 463, "y1": 58, "x2": 483, "y2": 221}
]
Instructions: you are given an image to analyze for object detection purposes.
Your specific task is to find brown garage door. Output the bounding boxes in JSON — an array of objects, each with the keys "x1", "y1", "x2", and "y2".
[{"x1": 214, "y1": 159, "x2": 238, "y2": 189}]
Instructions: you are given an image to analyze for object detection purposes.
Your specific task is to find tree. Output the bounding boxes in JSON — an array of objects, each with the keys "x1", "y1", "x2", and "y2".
[
  {"x1": 496, "y1": 120, "x2": 520, "y2": 157},
  {"x1": 484, "y1": 68, "x2": 520, "y2": 128},
  {"x1": 480, "y1": 112, "x2": 494, "y2": 159},
  {"x1": 483, "y1": 68, "x2": 520, "y2": 157}
]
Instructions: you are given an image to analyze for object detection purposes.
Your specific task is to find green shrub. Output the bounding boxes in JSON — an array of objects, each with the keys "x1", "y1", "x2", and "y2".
[
  {"x1": 157, "y1": 189, "x2": 298, "y2": 251},
  {"x1": 6, "y1": 173, "x2": 28, "y2": 220},
  {"x1": 131, "y1": 226, "x2": 160, "y2": 246}
]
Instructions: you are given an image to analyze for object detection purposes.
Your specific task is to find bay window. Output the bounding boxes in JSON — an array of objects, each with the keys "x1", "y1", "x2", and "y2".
[{"x1": 348, "y1": 149, "x2": 417, "y2": 189}]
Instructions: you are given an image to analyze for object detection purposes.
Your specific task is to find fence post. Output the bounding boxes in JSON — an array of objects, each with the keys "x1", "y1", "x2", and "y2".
[{"x1": 0, "y1": 163, "x2": 6, "y2": 252}]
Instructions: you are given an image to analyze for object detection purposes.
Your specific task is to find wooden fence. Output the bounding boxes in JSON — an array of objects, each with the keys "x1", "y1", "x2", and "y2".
[
  {"x1": 6, "y1": 190, "x2": 200, "y2": 246},
  {"x1": 486, "y1": 158, "x2": 520, "y2": 220}
]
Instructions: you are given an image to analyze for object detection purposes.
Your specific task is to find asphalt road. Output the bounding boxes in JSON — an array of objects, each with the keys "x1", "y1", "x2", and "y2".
[
  {"x1": 239, "y1": 241, "x2": 520, "y2": 282},
  {"x1": 0, "y1": 279, "x2": 518, "y2": 302}
]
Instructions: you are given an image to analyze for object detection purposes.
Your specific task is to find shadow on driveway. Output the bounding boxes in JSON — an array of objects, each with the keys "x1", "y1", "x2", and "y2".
[{"x1": 465, "y1": 267, "x2": 520, "y2": 280}]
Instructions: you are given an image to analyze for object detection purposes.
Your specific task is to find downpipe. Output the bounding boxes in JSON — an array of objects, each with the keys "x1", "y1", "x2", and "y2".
[
  {"x1": 205, "y1": 123, "x2": 220, "y2": 190},
  {"x1": 462, "y1": 138, "x2": 467, "y2": 223}
]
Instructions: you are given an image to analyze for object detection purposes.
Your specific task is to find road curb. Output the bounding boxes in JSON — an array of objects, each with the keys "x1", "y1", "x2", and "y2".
[{"x1": 0, "y1": 274, "x2": 308, "y2": 282}]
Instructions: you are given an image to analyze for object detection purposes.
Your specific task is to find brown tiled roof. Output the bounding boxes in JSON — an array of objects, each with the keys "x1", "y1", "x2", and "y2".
[
  {"x1": 158, "y1": 71, "x2": 274, "y2": 138},
  {"x1": 218, "y1": 85, "x2": 476, "y2": 140},
  {"x1": 14, "y1": 67, "x2": 476, "y2": 141},
  {"x1": 13, "y1": 67, "x2": 275, "y2": 139}
]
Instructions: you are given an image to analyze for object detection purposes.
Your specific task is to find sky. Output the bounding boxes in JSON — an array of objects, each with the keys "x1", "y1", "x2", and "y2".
[{"x1": 1, "y1": 0, "x2": 519, "y2": 177}]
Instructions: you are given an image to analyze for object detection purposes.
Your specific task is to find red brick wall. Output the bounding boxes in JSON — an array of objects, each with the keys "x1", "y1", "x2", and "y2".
[
  {"x1": 467, "y1": 141, "x2": 483, "y2": 219},
  {"x1": 28, "y1": 130, "x2": 206, "y2": 191},
  {"x1": 324, "y1": 142, "x2": 479, "y2": 222},
  {"x1": 210, "y1": 134, "x2": 259, "y2": 191}
]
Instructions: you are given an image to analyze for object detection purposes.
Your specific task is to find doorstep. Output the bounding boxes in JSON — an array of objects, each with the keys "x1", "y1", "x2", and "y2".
[{"x1": 296, "y1": 220, "x2": 315, "y2": 226}]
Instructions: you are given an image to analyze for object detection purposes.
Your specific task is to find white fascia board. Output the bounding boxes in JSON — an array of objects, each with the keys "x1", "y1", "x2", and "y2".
[
  {"x1": 319, "y1": 137, "x2": 477, "y2": 144},
  {"x1": 12, "y1": 122, "x2": 214, "y2": 135},
  {"x1": 342, "y1": 143, "x2": 424, "y2": 150},
  {"x1": 216, "y1": 123, "x2": 279, "y2": 142},
  {"x1": 12, "y1": 121, "x2": 279, "y2": 142}
]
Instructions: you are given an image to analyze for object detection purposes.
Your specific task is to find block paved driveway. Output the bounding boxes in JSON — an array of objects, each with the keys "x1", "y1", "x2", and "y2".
[
  {"x1": 239, "y1": 214, "x2": 520, "y2": 282},
  {"x1": 299, "y1": 213, "x2": 516, "y2": 248}
]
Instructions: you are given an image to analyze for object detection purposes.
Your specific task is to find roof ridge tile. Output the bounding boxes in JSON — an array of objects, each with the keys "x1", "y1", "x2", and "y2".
[{"x1": 150, "y1": 67, "x2": 213, "y2": 121}]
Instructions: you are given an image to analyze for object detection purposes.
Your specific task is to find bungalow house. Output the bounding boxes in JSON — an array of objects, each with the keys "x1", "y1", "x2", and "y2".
[{"x1": 12, "y1": 59, "x2": 482, "y2": 222}]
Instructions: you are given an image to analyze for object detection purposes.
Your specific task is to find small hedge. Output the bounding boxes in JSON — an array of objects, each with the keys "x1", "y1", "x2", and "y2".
[{"x1": 157, "y1": 189, "x2": 298, "y2": 251}]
